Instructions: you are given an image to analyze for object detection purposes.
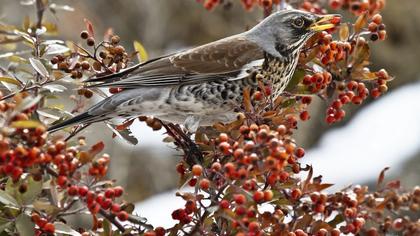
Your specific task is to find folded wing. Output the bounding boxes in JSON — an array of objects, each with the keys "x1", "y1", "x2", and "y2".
[{"x1": 86, "y1": 35, "x2": 264, "y2": 88}]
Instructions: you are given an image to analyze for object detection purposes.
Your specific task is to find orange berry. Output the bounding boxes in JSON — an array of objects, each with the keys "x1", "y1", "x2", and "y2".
[
  {"x1": 191, "y1": 164, "x2": 203, "y2": 176},
  {"x1": 199, "y1": 178, "x2": 210, "y2": 190}
]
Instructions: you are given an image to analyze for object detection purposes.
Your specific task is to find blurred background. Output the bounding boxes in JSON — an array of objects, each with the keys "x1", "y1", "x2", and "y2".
[{"x1": 1, "y1": 0, "x2": 419, "y2": 226}]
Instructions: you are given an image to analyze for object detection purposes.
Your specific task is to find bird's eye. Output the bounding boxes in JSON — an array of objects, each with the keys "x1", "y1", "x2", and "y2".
[{"x1": 292, "y1": 18, "x2": 305, "y2": 28}]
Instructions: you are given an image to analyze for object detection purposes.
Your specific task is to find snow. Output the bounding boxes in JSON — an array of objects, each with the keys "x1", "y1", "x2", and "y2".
[
  {"x1": 134, "y1": 81, "x2": 420, "y2": 227},
  {"x1": 302, "y1": 81, "x2": 420, "y2": 190}
]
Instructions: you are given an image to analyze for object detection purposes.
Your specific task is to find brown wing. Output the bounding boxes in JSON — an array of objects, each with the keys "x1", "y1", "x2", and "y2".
[{"x1": 88, "y1": 35, "x2": 264, "y2": 88}]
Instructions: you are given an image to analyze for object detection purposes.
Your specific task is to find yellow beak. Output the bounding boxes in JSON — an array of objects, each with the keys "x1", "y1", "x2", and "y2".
[{"x1": 309, "y1": 14, "x2": 339, "y2": 32}]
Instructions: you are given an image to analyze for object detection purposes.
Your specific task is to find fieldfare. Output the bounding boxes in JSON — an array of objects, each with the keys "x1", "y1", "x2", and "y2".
[{"x1": 48, "y1": 9, "x2": 337, "y2": 133}]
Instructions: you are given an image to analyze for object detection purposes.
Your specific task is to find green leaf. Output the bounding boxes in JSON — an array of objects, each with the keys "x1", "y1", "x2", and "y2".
[
  {"x1": 33, "y1": 200, "x2": 60, "y2": 215},
  {"x1": 133, "y1": 40, "x2": 148, "y2": 62},
  {"x1": 49, "y1": 4, "x2": 75, "y2": 12},
  {"x1": 328, "y1": 214, "x2": 344, "y2": 228},
  {"x1": 10, "y1": 120, "x2": 44, "y2": 129},
  {"x1": 42, "y1": 84, "x2": 67, "y2": 93},
  {"x1": 45, "y1": 44, "x2": 70, "y2": 55},
  {"x1": 21, "y1": 177, "x2": 42, "y2": 204},
  {"x1": 0, "y1": 222, "x2": 12, "y2": 233},
  {"x1": 286, "y1": 69, "x2": 305, "y2": 92},
  {"x1": 0, "y1": 77, "x2": 20, "y2": 86},
  {"x1": 15, "y1": 213, "x2": 34, "y2": 236},
  {"x1": 54, "y1": 222, "x2": 81, "y2": 236},
  {"x1": 13, "y1": 95, "x2": 41, "y2": 115},
  {"x1": 0, "y1": 190, "x2": 19, "y2": 207},
  {"x1": 29, "y1": 58, "x2": 49, "y2": 78}
]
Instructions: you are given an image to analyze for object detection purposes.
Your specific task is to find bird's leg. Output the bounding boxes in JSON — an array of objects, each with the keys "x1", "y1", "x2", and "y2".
[
  {"x1": 161, "y1": 122, "x2": 203, "y2": 166},
  {"x1": 280, "y1": 91, "x2": 294, "y2": 97},
  {"x1": 64, "y1": 124, "x2": 91, "y2": 142}
]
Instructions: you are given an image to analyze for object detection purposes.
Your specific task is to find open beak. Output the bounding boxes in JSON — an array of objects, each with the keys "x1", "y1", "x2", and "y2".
[{"x1": 309, "y1": 14, "x2": 340, "y2": 32}]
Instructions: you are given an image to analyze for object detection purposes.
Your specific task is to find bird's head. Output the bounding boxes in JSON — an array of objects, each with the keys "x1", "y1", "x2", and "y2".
[{"x1": 246, "y1": 10, "x2": 340, "y2": 59}]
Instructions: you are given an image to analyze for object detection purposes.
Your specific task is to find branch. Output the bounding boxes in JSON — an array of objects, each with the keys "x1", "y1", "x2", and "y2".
[
  {"x1": 35, "y1": 0, "x2": 46, "y2": 29},
  {"x1": 98, "y1": 208, "x2": 126, "y2": 233}
]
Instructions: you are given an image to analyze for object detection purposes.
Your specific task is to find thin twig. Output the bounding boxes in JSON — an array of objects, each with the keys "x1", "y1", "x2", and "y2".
[{"x1": 99, "y1": 208, "x2": 127, "y2": 233}]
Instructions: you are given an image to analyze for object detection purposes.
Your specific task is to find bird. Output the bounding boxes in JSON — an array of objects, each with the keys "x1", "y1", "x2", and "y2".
[{"x1": 48, "y1": 9, "x2": 337, "y2": 133}]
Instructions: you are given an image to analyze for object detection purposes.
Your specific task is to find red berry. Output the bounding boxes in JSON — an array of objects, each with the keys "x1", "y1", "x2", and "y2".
[
  {"x1": 111, "y1": 203, "x2": 121, "y2": 213},
  {"x1": 113, "y1": 186, "x2": 124, "y2": 197},
  {"x1": 372, "y1": 14, "x2": 382, "y2": 24},
  {"x1": 219, "y1": 199, "x2": 230, "y2": 209},
  {"x1": 67, "y1": 185, "x2": 78, "y2": 196},
  {"x1": 291, "y1": 188, "x2": 302, "y2": 200},
  {"x1": 117, "y1": 211, "x2": 129, "y2": 221},
  {"x1": 105, "y1": 188, "x2": 115, "y2": 198},
  {"x1": 199, "y1": 178, "x2": 210, "y2": 190},
  {"x1": 299, "y1": 111, "x2": 310, "y2": 121},
  {"x1": 43, "y1": 222, "x2": 55, "y2": 233},
  {"x1": 78, "y1": 187, "x2": 89, "y2": 197},
  {"x1": 101, "y1": 199, "x2": 112, "y2": 210},
  {"x1": 57, "y1": 175, "x2": 68, "y2": 187},
  {"x1": 234, "y1": 194, "x2": 246, "y2": 205},
  {"x1": 295, "y1": 147, "x2": 305, "y2": 158},
  {"x1": 253, "y1": 191, "x2": 264, "y2": 203},
  {"x1": 263, "y1": 190, "x2": 273, "y2": 201}
]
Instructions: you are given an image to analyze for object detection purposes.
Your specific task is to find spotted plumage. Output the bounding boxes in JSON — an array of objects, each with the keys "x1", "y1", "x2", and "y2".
[{"x1": 48, "y1": 10, "x2": 337, "y2": 133}]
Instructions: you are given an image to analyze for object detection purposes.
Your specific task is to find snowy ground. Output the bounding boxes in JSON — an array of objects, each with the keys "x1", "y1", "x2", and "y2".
[{"x1": 133, "y1": 81, "x2": 420, "y2": 227}]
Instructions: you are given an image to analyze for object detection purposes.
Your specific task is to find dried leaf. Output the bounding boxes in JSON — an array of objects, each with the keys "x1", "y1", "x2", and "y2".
[
  {"x1": 307, "y1": 183, "x2": 334, "y2": 192},
  {"x1": 327, "y1": 214, "x2": 344, "y2": 228},
  {"x1": 295, "y1": 214, "x2": 312, "y2": 230},
  {"x1": 302, "y1": 165, "x2": 313, "y2": 192},
  {"x1": 243, "y1": 87, "x2": 252, "y2": 112},
  {"x1": 0, "y1": 76, "x2": 20, "y2": 86},
  {"x1": 377, "y1": 167, "x2": 390, "y2": 189},
  {"x1": 29, "y1": 57, "x2": 49, "y2": 78},
  {"x1": 339, "y1": 24, "x2": 350, "y2": 41},
  {"x1": 22, "y1": 15, "x2": 30, "y2": 31},
  {"x1": 354, "y1": 12, "x2": 368, "y2": 34},
  {"x1": 311, "y1": 220, "x2": 332, "y2": 233},
  {"x1": 133, "y1": 40, "x2": 149, "y2": 62}
]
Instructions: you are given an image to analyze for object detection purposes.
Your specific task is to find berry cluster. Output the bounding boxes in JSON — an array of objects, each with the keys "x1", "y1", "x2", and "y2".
[
  {"x1": 329, "y1": 0, "x2": 386, "y2": 16},
  {"x1": 0, "y1": 92, "x2": 135, "y2": 234},
  {"x1": 50, "y1": 23, "x2": 132, "y2": 99},
  {"x1": 368, "y1": 14, "x2": 386, "y2": 41}
]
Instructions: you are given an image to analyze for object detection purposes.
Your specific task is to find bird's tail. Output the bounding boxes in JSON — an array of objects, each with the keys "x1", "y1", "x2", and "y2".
[{"x1": 47, "y1": 112, "x2": 106, "y2": 133}]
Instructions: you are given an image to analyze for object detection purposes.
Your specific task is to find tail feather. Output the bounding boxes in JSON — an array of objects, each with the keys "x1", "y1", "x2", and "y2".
[{"x1": 47, "y1": 112, "x2": 97, "y2": 133}]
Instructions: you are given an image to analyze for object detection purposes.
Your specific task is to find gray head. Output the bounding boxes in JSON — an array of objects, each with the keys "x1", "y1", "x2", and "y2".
[{"x1": 245, "y1": 10, "x2": 338, "y2": 59}]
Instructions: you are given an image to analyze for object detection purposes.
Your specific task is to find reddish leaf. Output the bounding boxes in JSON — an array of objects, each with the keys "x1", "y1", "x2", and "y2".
[
  {"x1": 115, "y1": 119, "x2": 134, "y2": 131},
  {"x1": 377, "y1": 167, "x2": 389, "y2": 190},
  {"x1": 89, "y1": 141, "x2": 105, "y2": 157},
  {"x1": 386, "y1": 180, "x2": 400, "y2": 189},
  {"x1": 84, "y1": 18, "x2": 94, "y2": 37},
  {"x1": 243, "y1": 87, "x2": 252, "y2": 113}
]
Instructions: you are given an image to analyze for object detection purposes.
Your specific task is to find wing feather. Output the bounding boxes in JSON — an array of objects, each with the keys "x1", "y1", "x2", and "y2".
[{"x1": 88, "y1": 35, "x2": 264, "y2": 88}]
